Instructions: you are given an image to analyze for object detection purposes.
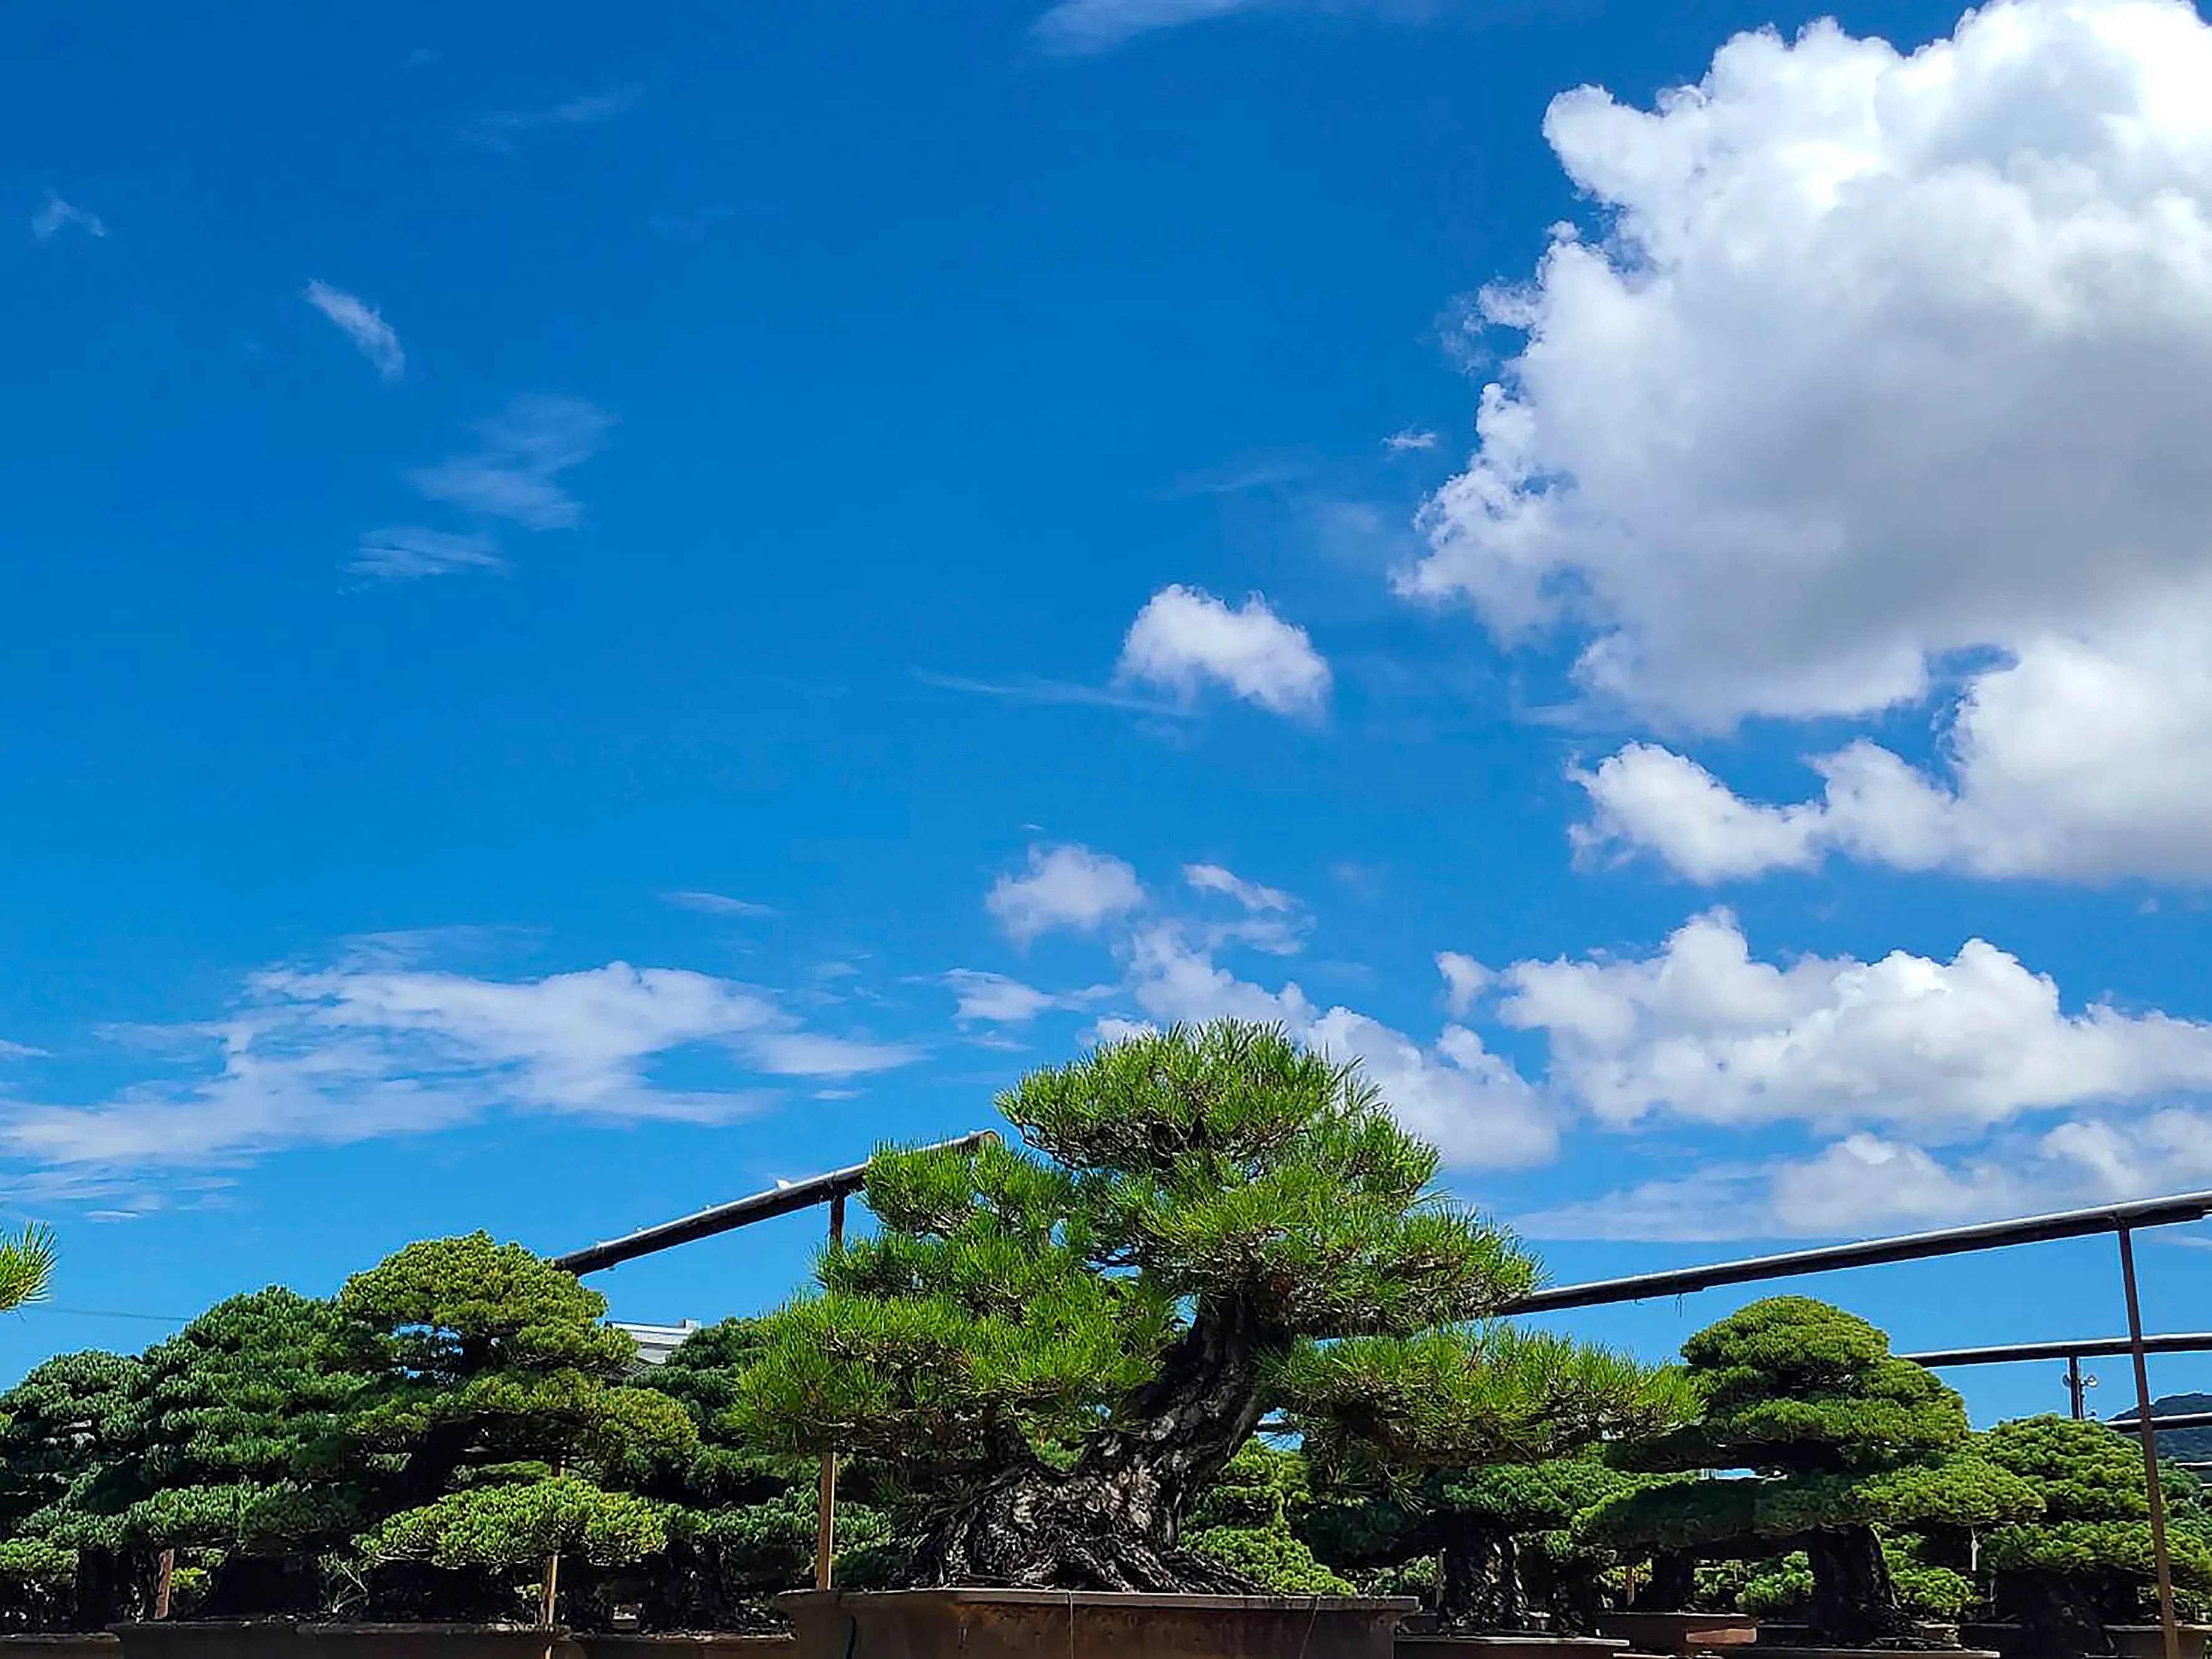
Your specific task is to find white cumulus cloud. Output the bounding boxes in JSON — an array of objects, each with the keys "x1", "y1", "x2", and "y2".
[
  {"x1": 987, "y1": 844, "x2": 1147, "y2": 944},
  {"x1": 1118, "y1": 584, "x2": 1331, "y2": 717},
  {"x1": 1577, "y1": 613, "x2": 2212, "y2": 883},
  {"x1": 1471, "y1": 909, "x2": 2212, "y2": 1134},
  {"x1": 1523, "y1": 1110, "x2": 2212, "y2": 1241},
  {"x1": 1400, "y1": 0, "x2": 2212, "y2": 891}
]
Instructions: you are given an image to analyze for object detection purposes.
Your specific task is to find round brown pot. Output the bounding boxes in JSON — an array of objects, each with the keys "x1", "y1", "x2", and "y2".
[
  {"x1": 1594, "y1": 1613, "x2": 1759, "y2": 1656},
  {"x1": 1751, "y1": 1649, "x2": 1996, "y2": 1659},
  {"x1": 0, "y1": 1640, "x2": 122, "y2": 1659},
  {"x1": 775, "y1": 1588, "x2": 1419, "y2": 1659},
  {"x1": 112, "y1": 1623, "x2": 572, "y2": 1659}
]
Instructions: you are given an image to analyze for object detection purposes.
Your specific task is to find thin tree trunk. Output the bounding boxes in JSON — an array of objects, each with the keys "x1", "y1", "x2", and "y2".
[{"x1": 1804, "y1": 1526, "x2": 1923, "y2": 1648}]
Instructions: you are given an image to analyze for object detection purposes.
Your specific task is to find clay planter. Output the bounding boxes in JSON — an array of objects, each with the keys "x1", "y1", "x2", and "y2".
[
  {"x1": 0, "y1": 1641, "x2": 122, "y2": 1659},
  {"x1": 776, "y1": 1588, "x2": 1419, "y2": 1659},
  {"x1": 1959, "y1": 1622, "x2": 2212, "y2": 1658},
  {"x1": 572, "y1": 1642, "x2": 790, "y2": 1659},
  {"x1": 1756, "y1": 1626, "x2": 1960, "y2": 1650},
  {"x1": 1752, "y1": 1650, "x2": 1995, "y2": 1659},
  {"x1": 1397, "y1": 1637, "x2": 1627, "y2": 1658},
  {"x1": 2107, "y1": 1627, "x2": 2212, "y2": 1659},
  {"x1": 1595, "y1": 1613, "x2": 1758, "y2": 1656},
  {"x1": 112, "y1": 1624, "x2": 572, "y2": 1659}
]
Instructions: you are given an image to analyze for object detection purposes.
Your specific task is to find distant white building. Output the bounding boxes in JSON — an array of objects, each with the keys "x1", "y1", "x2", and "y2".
[{"x1": 614, "y1": 1319, "x2": 702, "y2": 1366}]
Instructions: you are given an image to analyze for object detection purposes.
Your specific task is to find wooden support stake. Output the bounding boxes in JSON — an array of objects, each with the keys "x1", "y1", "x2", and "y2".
[
  {"x1": 2119, "y1": 1224, "x2": 2182, "y2": 1659},
  {"x1": 541, "y1": 1458, "x2": 565, "y2": 1629},
  {"x1": 815, "y1": 1192, "x2": 847, "y2": 1592},
  {"x1": 154, "y1": 1550, "x2": 174, "y2": 1620}
]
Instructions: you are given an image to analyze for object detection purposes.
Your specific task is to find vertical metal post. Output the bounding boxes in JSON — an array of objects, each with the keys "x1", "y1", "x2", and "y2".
[
  {"x1": 2068, "y1": 1355, "x2": 2087, "y2": 1420},
  {"x1": 814, "y1": 1192, "x2": 847, "y2": 1592},
  {"x1": 2118, "y1": 1224, "x2": 2182, "y2": 1659}
]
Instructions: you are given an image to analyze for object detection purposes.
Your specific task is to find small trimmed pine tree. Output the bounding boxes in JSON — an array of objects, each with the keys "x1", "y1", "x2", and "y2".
[
  {"x1": 1584, "y1": 1298, "x2": 2040, "y2": 1648},
  {"x1": 340, "y1": 1234, "x2": 696, "y2": 1619},
  {"x1": 1979, "y1": 1415, "x2": 2212, "y2": 1658},
  {"x1": 118, "y1": 1288, "x2": 384, "y2": 1616},
  {"x1": 1306, "y1": 1455, "x2": 1658, "y2": 1633}
]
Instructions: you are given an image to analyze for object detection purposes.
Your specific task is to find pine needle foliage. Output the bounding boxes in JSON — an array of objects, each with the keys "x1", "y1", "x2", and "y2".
[
  {"x1": 1978, "y1": 1415, "x2": 2212, "y2": 1654},
  {"x1": 734, "y1": 1022, "x2": 1537, "y2": 1473},
  {"x1": 338, "y1": 1235, "x2": 696, "y2": 1608},
  {"x1": 731, "y1": 1021, "x2": 1562, "y2": 1589},
  {"x1": 1586, "y1": 1298, "x2": 2040, "y2": 1647}
]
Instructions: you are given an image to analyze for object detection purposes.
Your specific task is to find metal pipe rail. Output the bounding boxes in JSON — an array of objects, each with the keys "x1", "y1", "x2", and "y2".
[
  {"x1": 1508, "y1": 1188, "x2": 2212, "y2": 1314},
  {"x1": 552, "y1": 1130, "x2": 997, "y2": 1275},
  {"x1": 1905, "y1": 1333, "x2": 2212, "y2": 1367}
]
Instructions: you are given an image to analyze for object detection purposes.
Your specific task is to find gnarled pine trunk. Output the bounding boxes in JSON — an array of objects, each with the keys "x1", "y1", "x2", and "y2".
[
  {"x1": 1804, "y1": 1526, "x2": 1924, "y2": 1648},
  {"x1": 1634, "y1": 1550, "x2": 1697, "y2": 1611},
  {"x1": 1437, "y1": 1530, "x2": 1529, "y2": 1633},
  {"x1": 899, "y1": 1296, "x2": 1266, "y2": 1590},
  {"x1": 1995, "y1": 1570, "x2": 2115, "y2": 1659}
]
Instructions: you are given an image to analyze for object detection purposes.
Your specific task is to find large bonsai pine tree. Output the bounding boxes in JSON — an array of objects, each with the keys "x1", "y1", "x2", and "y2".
[
  {"x1": 1977, "y1": 1415, "x2": 2212, "y2": 1658},
  {"x1": 732, "y1": 1020, "x2": 1674, "y2": 1592},
  {"x1": 1585, "y1": 1298, "x2": 2040, "y2": 1648}
]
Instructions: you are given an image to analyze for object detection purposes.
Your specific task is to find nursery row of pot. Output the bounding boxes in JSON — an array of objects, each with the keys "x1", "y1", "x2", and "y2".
[{"x1": 1, "y1": 1024, "x2": 2203, "y2": 1659}]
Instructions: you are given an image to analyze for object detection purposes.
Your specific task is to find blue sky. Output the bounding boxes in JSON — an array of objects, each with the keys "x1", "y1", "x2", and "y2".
[{"x1": 9, "y1": 0, "x2": 2212, "y2": 1426}]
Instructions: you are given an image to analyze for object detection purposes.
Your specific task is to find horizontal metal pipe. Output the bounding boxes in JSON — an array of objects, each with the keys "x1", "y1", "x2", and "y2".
[
  {"x1": 2116, "y1": 1411, "x2": 2212, "y2": 1434},
  {"x1": 1906, "y1": 1333, "x2": 2212, "y2": 1368},
  {"x1": 1510, "y1": 1189, "x2": 2212, "y2": 1315},
  {"x1": 554, "y1": 1130, "x2": 997, "y2": 1275}
]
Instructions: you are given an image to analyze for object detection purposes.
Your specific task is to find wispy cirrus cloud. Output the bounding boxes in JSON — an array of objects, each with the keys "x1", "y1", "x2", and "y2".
[
  {"x1": 664, "y1": 890, "x2": 776, "y2": 918},
  {"x1": 0, "y1": 947, "x2": 922, "y2": 1188},
  {"x1": 348, "y1": 527, "x2": 506, "y2": 582},
  {"x1": 1034, "y1": 0, "x2": 1264, "y2": 53},
  {"x1": 351, "y1": 396, "x2": 613, "y2": 583},
  {"x1": 31, "y1": 191, "x2": 105, "y2": 243},
  {"x1": 1032, "y1": 0, "x2": 1432, "y2": 54},
  {"x1": 405, "y1": 395, "x2": 612, "y2": 531},
  {"x1": 465, "y1": 85, "x2": 643, "y2": 152},
  {"x1": 303, "y1": 280, "x2": 405, "y2": 383}
]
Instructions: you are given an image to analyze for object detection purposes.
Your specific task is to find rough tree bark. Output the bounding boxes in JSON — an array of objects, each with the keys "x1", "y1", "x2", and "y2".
[
  {"x1": 1633, "y1": 1550, "x2": 1697, "y2": 1611},
  {"x1": 1995, "y1": 1571, "x2": 2117, "y2": 1659},
  {"x1": 898, "y1": 1298, "x2": 1268, "y2": 1590},
  {"x1": 1804, "y1": 1526, "x2": 1926, "y2": 1649},
  {"x1": 1522, "y1": 1551, "x2": 1603, "y2": 1637},
  {"x1": 67, "y1": 1549, "x2": 123, "y2": 1632},
  {"x1": 1437, "y1": 1532, "x2": 1529, "y2": 1632},
  {"x1": 198, "y1": 1554, "x2": 323, "y2": 1618}
]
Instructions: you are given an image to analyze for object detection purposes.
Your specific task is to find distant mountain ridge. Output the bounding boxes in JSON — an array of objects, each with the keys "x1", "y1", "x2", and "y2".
[{"x1": 2110, "y1": 1392, "x2": 2212, "y2": 1461}]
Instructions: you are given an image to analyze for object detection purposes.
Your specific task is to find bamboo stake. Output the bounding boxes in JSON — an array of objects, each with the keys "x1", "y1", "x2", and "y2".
[
  {"x1": 541, "y1": 1458, "x2": 565, "y2": 1629},
  {"x1": 815, "y1": 1193, "x2": 847, "y2": 1592},
  {"x1": 2118, "y1": 1225, "x2": 2181, "y2": 1659}
]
